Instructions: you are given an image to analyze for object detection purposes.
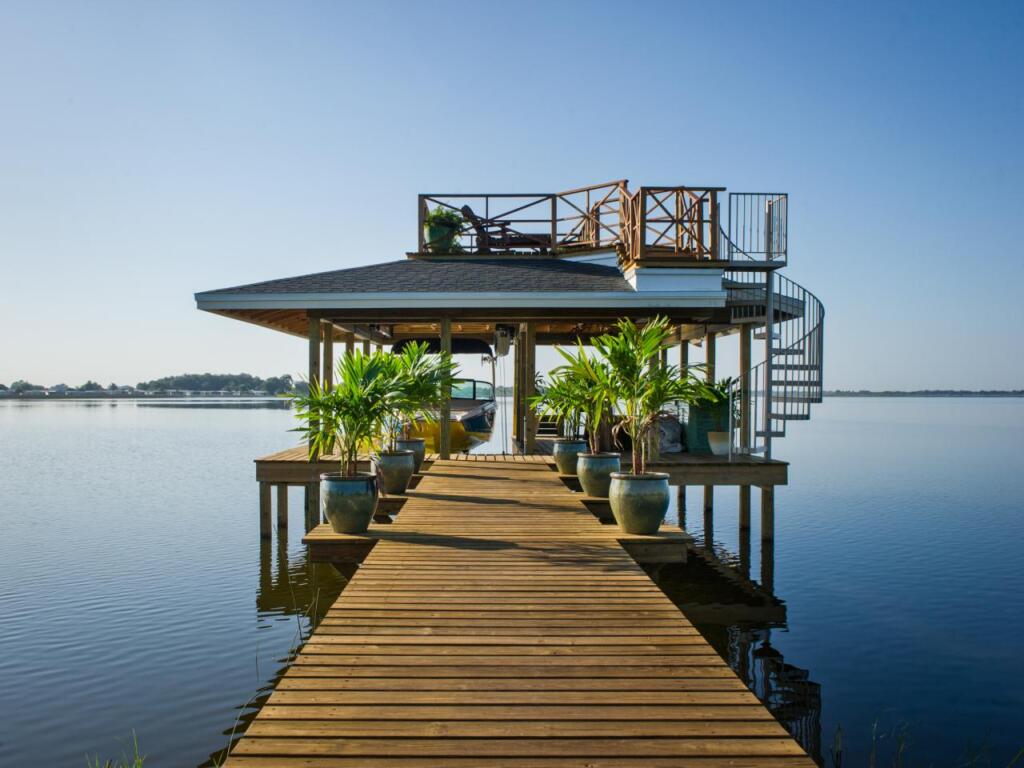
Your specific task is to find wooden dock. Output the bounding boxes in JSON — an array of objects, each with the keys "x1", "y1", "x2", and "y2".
[{"x1": 225, "y1": 456, "x2": 813, "y2": 767}]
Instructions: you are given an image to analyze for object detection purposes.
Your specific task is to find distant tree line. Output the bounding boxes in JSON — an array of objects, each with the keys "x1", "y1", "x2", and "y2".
[
  {"x1": 134, "y1": 373, "x2": 296, "y2": 394},
  {"x1": 1, "y1": 374, "x2": 301, "y2": 395}
]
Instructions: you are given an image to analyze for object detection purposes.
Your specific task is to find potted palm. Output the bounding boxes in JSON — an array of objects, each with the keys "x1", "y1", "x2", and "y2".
[
  {"x1": 595, "y1": 316, "x2": 705, "y2": 534},
  {"x1": 392, "y1": 341, "x2": 458, "y2": 474},
  {"x1": 553, "y1": 343, "x2": 619, "y2": 497},
  {"x1": 529, "y1": 372, "x2": 588, "y2": 475},
  {"x1": 423, "y1": 207, "x2": 464, "y2": 253},
  {"x1": 373, "y1": 351, "x2": 418, "y2": 496},
  {"x1": 291, "y1": 352, "x2": 395, "y2": 533}
]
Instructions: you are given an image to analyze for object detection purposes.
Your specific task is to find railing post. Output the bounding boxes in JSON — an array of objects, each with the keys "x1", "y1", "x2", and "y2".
[
  {"x1": 417, "y1": 196, "x2": 426, "y2": 253},
  {"x1": 763, "y1": 270, "x2": 775, "y2": 460},
  {"x1": 550, "y1": 195, "x2": 557, "y2": 253},
  {"x1": 739, "y1": 324, "x2": 751, "y2": 452},
  {"x1": 637, "y1": 188, "x2": 647, "y2": 264},
  {"x1": 710, "y1": 191, "x2": 720, "y2": 261}
]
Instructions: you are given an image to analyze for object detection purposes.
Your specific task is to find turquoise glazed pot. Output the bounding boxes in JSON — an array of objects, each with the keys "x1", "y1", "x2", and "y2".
[
  {"x1": 375, "y1": 450, "x2": 416, "y2": 494},
  {"x1": 395, "y1": 438, "x2": 426, "y2": 473},
  {"x1": 609, "y1": 472, "x2": 671, "y2": 534},
  {"x1": 425, "y1": 224, "x2": 459, "y2": 252},
  {"x1": 577, "y1": 453, "x2": 621, "y2": 498},
  {"x1": 552, "y1": 439, "x2": 588, "y2": 475},
  {"x1": 320, "y1": 473, "x2": 378, "y2": 533}
]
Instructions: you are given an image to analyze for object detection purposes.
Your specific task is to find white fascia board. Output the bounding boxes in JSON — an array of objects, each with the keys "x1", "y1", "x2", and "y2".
[{"x1": 195, "y1": 290, "x2": 727, "y2": 311}]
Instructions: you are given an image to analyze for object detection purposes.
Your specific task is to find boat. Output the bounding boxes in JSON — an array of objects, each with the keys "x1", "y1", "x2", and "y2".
[{"x1": 410, "y1": 378, "x2": 496, "y2": 452}]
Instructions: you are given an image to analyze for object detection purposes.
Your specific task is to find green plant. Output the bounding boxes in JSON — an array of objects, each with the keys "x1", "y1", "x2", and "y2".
[
  {"x1": 290, "y1": 351, "x2": 403, "y2": 475},
  {"x1": 85, "y1": 732, "x2": 145, "y2": 768},
  {"x1": 592, "y1": 316, "x2": 709, "y2": 475},
  {"x1": 544, "y1": 343, "x2": 616, "y2": 452},
  {"x1": 389, "y1": 342, "x2": 458, "y2": 444},
  {"x1": 424, "y1": 207, "x2": 464, "y2": 230},
  {"x1": 701, "y1": 376, "x2": 741, "y2": 421},
  {"x1": 529, "y1": 370, "x2": 586, "y2": 440}
]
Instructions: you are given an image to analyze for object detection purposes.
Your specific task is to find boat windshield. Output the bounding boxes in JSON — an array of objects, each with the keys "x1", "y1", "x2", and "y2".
[{"x1": 451, "y1": 380, "x2": 494, "y2": 400}]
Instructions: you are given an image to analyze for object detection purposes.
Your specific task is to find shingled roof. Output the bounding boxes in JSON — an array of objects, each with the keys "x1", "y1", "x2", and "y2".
[{"x1": 202, "y1": 258, "x2": 632, "y2": 295}]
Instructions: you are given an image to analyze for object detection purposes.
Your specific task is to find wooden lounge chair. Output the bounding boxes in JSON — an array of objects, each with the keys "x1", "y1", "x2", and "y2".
[{"x1": 460, "y1": 205, "x2": 552, "y2": 253}]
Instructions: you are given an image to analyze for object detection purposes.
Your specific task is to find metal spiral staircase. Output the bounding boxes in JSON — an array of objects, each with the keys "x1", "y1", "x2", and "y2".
[{"x1": 720, "y1": 195, "x2": 825, "y2": 458}]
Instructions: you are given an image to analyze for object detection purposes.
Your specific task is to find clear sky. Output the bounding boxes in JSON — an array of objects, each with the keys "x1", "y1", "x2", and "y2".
[{"x1": 1, "y1": 0, "x2": 1021, "y2": 389}]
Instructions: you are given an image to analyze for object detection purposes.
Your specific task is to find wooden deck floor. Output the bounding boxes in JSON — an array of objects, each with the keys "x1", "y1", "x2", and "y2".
[{"x1": 226, "y1": 457, "x2": 812, "y2": 767}]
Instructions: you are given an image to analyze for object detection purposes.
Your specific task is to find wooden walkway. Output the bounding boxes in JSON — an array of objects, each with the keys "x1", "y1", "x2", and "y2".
[{"x1": 226, "y1": 457, "x2": 813, "y2": 767}]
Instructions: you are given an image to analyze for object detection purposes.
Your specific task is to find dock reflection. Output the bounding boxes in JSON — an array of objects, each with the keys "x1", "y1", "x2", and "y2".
[{"x1": 657, "y1": 485, "x2": 823, "y2": 764}]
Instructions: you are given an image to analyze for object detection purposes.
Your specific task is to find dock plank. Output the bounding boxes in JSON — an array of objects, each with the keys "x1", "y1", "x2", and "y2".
[{"x1": 225, "y1": 457, "x2": 812, "y2": 766}]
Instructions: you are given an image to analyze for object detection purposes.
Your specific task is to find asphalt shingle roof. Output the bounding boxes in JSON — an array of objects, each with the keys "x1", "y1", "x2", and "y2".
[{"x1": 204, "y1": 258, "x2": 632, "y2": 295}]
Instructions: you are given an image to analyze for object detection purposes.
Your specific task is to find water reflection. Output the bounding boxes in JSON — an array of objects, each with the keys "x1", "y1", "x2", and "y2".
[
  {"x1": 201, "y1": 533, "x2": 348, "y2": 767},
  {"x1": 653, "y1": 486, "x2": 823, "y2": 764}
]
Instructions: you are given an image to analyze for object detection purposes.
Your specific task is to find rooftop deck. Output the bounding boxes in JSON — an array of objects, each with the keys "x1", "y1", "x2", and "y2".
[{"x1": 224, "y1": 456, "x2": 813, "y2": 767}]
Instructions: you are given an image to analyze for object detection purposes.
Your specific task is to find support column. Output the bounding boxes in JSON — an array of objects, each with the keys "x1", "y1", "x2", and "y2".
[
  {"x1": 739, "y1": 324, "x2": 751, "y2": 451},
  {"x1": 678, "y1": 336, "x2": 688, "y2": 513},
  {"x1": 703, "y1": 330, "x2": 716, "y2": 511},
  {"x1": 760, "y1": 486, "x2": 775, "y2": 593},
  {"x1": 343, "y1": 331, "x2": 355, "y2": 357},
  {"x1": 439, "y1": 318, "x2": 452, "y2": 459},
  {"x1": 362, "y1": 339, "x2": 371, "y2": 355},
  {"x1": 307, "y1": 317, "x2": 321, "y2": 527},
  {"x1": 259, "y1": 481, "x2": 272, "y2": 539},
  {"x1": 276, "y1": 484, "x2": 289, "y2": 529},
  {"x1": 524, "y1": 322, "x2": 537, "y2": 454},
  {"x1": 738, "y1": 485, "x2": 751, "y2": 577},
  {"x1": 321, "y1": 322, "x2": 334, "y2": 390},
  {"x1": 512, "y1": 325, "x2": 522, "y2": 447}
]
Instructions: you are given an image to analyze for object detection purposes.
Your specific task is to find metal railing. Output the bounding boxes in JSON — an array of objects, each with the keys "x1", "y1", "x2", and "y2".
[
  {"x1": 722, "y1": 225, "x2": 824, "y2": 457},
  {"x1": 728, "y1": 192, "x2": 788, "y2": 266}
]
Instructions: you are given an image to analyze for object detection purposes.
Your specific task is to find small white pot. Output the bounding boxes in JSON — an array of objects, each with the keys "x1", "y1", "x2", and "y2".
[{"x1": 707, "y1": 431, "x2": 731, "y2": 456}]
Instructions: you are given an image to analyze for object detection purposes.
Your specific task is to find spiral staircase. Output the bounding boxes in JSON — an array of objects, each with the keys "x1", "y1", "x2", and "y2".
[{"x1": 720, "y1": 199, "x2": 825, "y2": 458}]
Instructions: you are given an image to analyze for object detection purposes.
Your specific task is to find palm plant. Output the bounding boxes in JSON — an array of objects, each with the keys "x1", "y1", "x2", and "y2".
[
  {"x1": 550, "y1": 342, "x2": 615, "y2": 454},
  {"x1": 392, "y1": 341, "x2": 458, "y2": 442},
  {"x1": 529, "y1": 370, "x2": 585, "y2": 440},
  {"x1": 593, "y1": 316, "x2": 708, "y2": 475},
  {"x1": 290, "y1": 351, "x2": 401, "y2": 476}
]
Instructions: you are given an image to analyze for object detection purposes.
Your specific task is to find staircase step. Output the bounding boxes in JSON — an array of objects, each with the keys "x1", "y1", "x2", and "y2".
[
  {"x1": 771, "y1": 348, "x2": 805, "y2": 356},
  {"x1": 753, "y1": 330, "x2": 781, "y2": 340},
  {"x1": 774, "y1": 363, "x2": 818, "y2": 371},
  {"x1": 755, "y1": 430, "x2": 785, "y2": 438},
  {"x1": 770, "y1": 412, "x2": 811, "y2": 421},
  {"x1": 772, "y1": 395, "x2": 820, "y2": 404},
  {"x1": 771, "y1": 380, "x2": 819, "y2": 386}
]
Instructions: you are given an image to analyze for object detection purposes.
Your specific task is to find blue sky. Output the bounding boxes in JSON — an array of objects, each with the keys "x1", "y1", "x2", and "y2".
[{"x1": 1, "y1": 0, "x2": 1021, "y2": 389}]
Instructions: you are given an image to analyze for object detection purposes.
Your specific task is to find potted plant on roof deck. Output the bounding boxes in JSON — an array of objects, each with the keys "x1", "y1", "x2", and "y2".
[
  {"x1": 291, "y1": 351, "x2": 396, "y2": 533},
  {"x1": 423, "y1": 207, "x2": 465, "y2": 253},
  {"x1": 595, "y1": 316, "x2": 707, "y2": 534},
  {"x1": 552, "y1": 342, "x2": 620, "y2": 497},
  {"x1": 529, "y1": 372, "x2": 588, "y2": 476}
]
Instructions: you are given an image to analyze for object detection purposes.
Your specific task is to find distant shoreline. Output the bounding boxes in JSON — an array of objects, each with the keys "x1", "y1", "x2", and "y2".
[
  {"x1": 2, "y1": 390, "x2": 1021, "y2": 401},
  {"x1": 824, "y1": 390, "x2": 1023, "y2": 398}
]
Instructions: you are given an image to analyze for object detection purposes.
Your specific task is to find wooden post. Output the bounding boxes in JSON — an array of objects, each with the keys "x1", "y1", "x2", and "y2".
[
  {"x1": 417, "y1": 196, "x2": 426, "y2": 253},
  {"x1": 710, "y1": 191, "x2": 720, "y2": 261},
  {"x1": 344, "y1": 331, "x2": 355, "y2": 357},
  {"x1": 362, "y1": 339, "x2": 371, "y2": 355},
  {"x1": 321, "y1": 322, "x2": 334, "y2": 390},
  {"x1": 512, "y1": 325, "x2": 522, "y2": 446},
  {"x1": 739, "y1": 324, "x2": 751, "y2": 451},
  {"x1": 760, "y1": 486, "x2": 775, "y2": 592},
  {"x1": 259, "y1": 481, "x2": 272, "y2": 539},
  {"x1": 738, "y1": 484, "x2": 751, "y2": 578},
  {"x1": 439, "y1": 318, "x2": 452, "y2": 459},
  {"x1": 705, "y1": 330, "x2": 716, "y2": 384},
  {"x1": 276, "y1": 484, "x2": 289, "y2": 529},
  {"x1": 307, "y1": 316, "x2": 321, "y2": 527},
  {"x1": 524, "y1": 323, "x2": 537, "y2": 453},
  {"x1": 678, "y1": 336, "x2": 688, "y2": 511},
  {"x1": 307, "y1": 316, "x2": 321, "y2": 454}
]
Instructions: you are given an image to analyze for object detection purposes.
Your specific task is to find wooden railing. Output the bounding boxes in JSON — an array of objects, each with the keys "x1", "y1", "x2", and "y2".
[
  {"x1": 622, "y1": 186, "x2": 723, "y2": 265},
  {"x1": 418, "y1": 181, "x2": 628, "y2": 255},
  {"x1": 417, "y1": 182, "x2": 782, "y2": 268}
]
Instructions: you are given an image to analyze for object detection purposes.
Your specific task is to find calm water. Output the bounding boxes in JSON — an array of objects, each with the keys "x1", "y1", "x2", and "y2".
[{"x1": 0, "y1": 398, "x2": 1022, "y2": 766}]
